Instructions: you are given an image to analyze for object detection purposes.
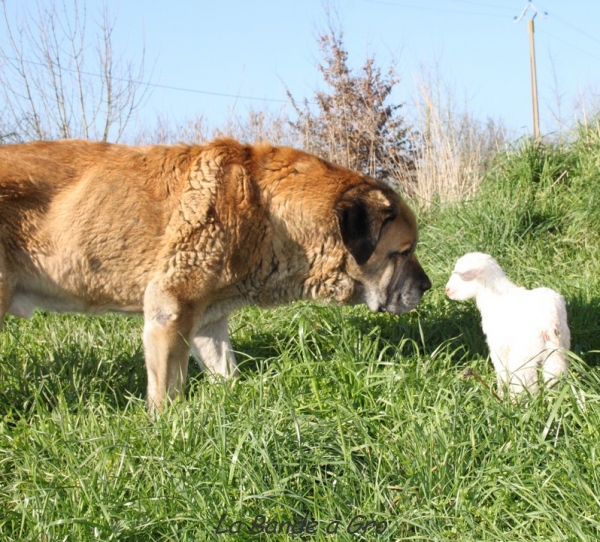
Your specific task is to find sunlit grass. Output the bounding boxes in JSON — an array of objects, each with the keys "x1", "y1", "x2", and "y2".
[{"x1": 2, "y1": 122, "x2": 600, "y2": 541}]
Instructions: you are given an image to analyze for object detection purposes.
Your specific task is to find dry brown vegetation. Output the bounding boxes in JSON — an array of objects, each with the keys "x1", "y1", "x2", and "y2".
[
  {"x1": 287, "y1": 24, "x2": 416, "y2": 187},
  {"x1": 410, "y1": 66, "x2": 507, "y2": 204},
  {"x1": 0, "y1": 0, "x2": 507, "y2": 204}
]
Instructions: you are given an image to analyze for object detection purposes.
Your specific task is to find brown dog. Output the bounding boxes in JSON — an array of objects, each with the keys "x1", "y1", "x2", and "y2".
[{"x1": 0, "y1": 138, "x2": 431, "y2": 411}]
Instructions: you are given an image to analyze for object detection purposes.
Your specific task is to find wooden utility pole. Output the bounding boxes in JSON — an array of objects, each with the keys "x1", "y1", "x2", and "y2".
[
  {"x1": 527, "y1": 18, "x2": 540, "y2": 139},
  {"x1": 515, "y1": 2, "x2": 547, "y2": 139}
]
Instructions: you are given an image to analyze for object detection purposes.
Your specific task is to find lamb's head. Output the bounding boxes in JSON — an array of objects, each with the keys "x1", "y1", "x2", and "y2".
[{"x1": 445, "y1": 252, "x2": 506, "y2": 301}]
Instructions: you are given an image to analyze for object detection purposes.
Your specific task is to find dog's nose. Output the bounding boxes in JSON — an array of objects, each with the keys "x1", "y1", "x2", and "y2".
[{"x1": 422, "y1": 276, "x2": 432, "y2": 293}]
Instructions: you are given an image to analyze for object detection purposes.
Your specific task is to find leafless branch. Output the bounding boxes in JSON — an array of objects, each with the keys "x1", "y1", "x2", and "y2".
[{"x1": 0, "y1": 0, "x2": 151, "y2": 142}]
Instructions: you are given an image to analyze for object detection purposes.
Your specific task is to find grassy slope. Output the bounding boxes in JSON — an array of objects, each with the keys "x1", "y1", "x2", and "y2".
[{"x1": 1, "y1": 122, "x2": 600, "y2": 541}]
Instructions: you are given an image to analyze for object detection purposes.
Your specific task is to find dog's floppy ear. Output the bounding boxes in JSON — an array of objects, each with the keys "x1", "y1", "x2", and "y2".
[{"x1": 334, "y1": 186, "x2": 397, "y2": 265}]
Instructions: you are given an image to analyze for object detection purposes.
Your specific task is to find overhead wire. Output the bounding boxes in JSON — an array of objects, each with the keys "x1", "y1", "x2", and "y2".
[
  {"x1": 1, "y1": 54, "x2": 291, "y2": 104},
  {"x1": 445, "y1": 0, "x2": 514, "y2": 11},
  {"x1": 549, "y1": 14, "x2": 600, "y2": 47},
  {"x1": 2, "y1": 2, "x2": 597, "y2": 104},
  {"x1": 513, "y1": 1, "x2": 600, "y2": 62},
  {"x1": 362, "y1": 0, "x2": 600, "y2": 64},
  {"x1": 361, "y1": 0, "x2": 508, "y2": 18},
  {"x1": 537, "y1": 30, "x2": 600, "y2": 63}
]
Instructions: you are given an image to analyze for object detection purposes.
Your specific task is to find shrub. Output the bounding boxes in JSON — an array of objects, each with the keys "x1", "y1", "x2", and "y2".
[{"x1": 287, "y1": 21, "x2": 416, "y2": 189}]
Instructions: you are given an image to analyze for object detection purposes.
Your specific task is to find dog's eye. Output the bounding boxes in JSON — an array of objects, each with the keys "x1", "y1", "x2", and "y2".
[{"x1": 389, "y1": 249, "x2": 412, "y2": 259}]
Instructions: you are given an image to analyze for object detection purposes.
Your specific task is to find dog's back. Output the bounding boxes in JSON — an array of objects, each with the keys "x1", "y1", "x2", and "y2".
[{"x1": 0, "y1": 140, "x2": 194, "y2": 315}]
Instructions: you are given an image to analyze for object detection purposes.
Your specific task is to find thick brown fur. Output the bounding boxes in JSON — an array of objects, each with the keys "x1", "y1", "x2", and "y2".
[{"x1": 0, "y1": 138, "x2": 431, "y2": 412}]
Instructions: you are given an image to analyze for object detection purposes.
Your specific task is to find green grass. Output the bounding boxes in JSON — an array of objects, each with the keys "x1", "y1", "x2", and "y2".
[{"x1": 2, "y1": 120, "x2": 600, "y2": 541}]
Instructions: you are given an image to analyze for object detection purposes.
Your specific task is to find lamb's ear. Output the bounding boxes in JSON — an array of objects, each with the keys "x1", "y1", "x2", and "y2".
[
  {"x1": 457, "y1": 268, "x2": 480, "y2": 282},
  {"x1": 334, "y1": 186, "x2": 397, "y2": 266}
]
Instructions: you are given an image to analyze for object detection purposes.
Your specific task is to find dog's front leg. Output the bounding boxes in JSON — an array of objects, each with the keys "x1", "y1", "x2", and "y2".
[
  {"x1": 191, "y1": 316, "x2": 238, "y2": 378},
  {"x1": 142, "y1": 283, "x2": 195, "y2": 414},
  {"x1": 0, "y1": 243, "x2": 12, "y2": 330}
]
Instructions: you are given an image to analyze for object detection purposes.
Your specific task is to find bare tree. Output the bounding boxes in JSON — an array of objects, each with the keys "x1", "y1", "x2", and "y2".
[
  {"x1": 0, "y1": 109, "x2": 17, "y2": 143},
  {"x1": 215, "y1": 107, "x2": 296, "y2": 147},
  {"x1": 133, "y1": 113, "x2": 211, "y2": 146},
  {"x1": 0, "y1": 0, "x2": 150, "y2": 142},
  {"x1": 287, "y1": 19, "x2": 416, "y2": 187}
]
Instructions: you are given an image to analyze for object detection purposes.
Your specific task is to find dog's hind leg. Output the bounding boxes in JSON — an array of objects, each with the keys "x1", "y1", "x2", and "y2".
[{"x1": 191, "y1": 316, "x2": 238, "y2": 378}]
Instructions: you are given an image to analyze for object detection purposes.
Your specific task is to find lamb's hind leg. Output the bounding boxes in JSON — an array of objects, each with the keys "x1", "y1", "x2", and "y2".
[
  {"x1": 539, "y1": 319, "x2": 570, "y2": 388},
  {"x1": 542, "y1": 349, "x2": 569, "y2": 388}
]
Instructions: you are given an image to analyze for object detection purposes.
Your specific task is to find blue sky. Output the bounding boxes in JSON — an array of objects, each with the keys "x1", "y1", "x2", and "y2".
[{"x1": 5, "y1": 1, "x2": 600, "y2": 139}]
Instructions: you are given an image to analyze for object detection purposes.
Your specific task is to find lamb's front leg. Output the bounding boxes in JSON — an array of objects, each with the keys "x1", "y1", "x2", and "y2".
[
  {"x1": 490, "y1": 348, "x2": 538, "y2": 399},
  {"x1": 542, "y1": 350, "x2": 569, "y2": 388},
  {"x1": 506, "y1": 350, "x2": 539, "y2": 398},
  {"x1": 191, "y1": 316, "x2": 238, "y2": 378}
]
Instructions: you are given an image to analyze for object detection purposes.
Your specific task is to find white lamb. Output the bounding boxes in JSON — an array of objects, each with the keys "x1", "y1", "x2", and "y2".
[{"x1": 445, "y1": 252, "x2": 570, "y2": 397}]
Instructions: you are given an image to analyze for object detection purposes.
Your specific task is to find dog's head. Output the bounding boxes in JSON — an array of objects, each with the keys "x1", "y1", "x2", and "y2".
[{"x1": 335, "y1": 184, "x2": 431, "y2": 314}]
